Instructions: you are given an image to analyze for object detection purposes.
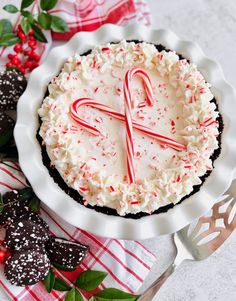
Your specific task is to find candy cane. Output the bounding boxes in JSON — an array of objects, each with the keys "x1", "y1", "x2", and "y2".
[
  {"x1": 70, "y1": 98, "x2": 186, "y2": 151},
  {"x1": 124, "y1": 67, "x2": 154, "y2": 107},
  {"x1": 123, "y1": 68, "x2": 155, "y2": 183},
  {"x1": 70, "y1": 68, "x2": 186, "y2": 184}
]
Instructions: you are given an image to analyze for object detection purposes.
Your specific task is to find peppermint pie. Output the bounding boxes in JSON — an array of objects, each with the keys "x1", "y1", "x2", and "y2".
[{"x1": 38, "y1": 41, "x2": 222, "y2": 216}]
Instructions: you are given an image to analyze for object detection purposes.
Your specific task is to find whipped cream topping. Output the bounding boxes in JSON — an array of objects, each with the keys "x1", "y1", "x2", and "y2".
[{"x1": 38, "y1": 41, "x2": 220, "y2": 216}]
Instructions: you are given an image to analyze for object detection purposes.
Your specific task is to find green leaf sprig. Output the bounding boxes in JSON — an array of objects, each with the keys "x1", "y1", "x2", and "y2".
[
  {"x1": 76, "y1": 271, "x2": 107, "y2": 292},
  {"x1": 0, "y1": 128, "x2": 14, "y2": 147},
  {"x1": 43, "y1": 268, "x2": 140, "y2": 301},
  {"x1": 43, "y1": 269, "x2": 55, "y2": 293},
  {"x1": 0, "y1": 19, "x2": 20, "y2": 46},
  {"x1": 93, "y1": 288, "x2": 139, "y2": 301},
  {"x1": 0, "y1": 144, "x2": 18, "y2": 162},
  {"x1": 1, "y1": 0, "x2": 69, "y2": 46},
  {"x1": 65, "y1": 288, "x2": 83, "y2": 301}
]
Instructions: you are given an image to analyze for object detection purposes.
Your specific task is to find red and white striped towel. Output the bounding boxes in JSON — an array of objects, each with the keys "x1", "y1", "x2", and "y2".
[
  {"x1": 0, "y1": 162, "x2": 156, "y2": 300},
  {"x1": 0, "y1": 0, "x2": 151, "y2": 69},
  {"x1": 0, "y1": 2, "x2": 155, "y2": 299}
]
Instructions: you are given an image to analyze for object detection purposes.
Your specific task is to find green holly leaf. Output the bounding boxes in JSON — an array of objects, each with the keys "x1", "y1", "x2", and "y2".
[
  {"x1": 40, "y1": 0, "x2": 58, "y2": 11},
  {"x1": 38, "y1": 12, "x2": 51, "y2": 30},
  {"x1": 0, "y1": 34, "x2": 20, "y2": 46},
  {"x1": 94, "y1": 288, "x2": 140, "y2": 301},
  {"x1": 21, "y1": 0, "x2": 34, "y2": 10},
  {"x1": 0, "y1": 130, "x2": 13, "y2": 147},
  {"x1": 3, "y1": 5, "x2": 19, "y2": 14},
  {"x1": 0, "y1": 144, "x2": 18, "y2": 162},
  {"x1": 19, "y1": 187, "x2": 35, "y2": 200},
  {"x1": 31, "y1": 23, "x2": 47, "y2": 43},
  {"x1": 21, "y1": 11, "x2": 34, "y2": 23},
  {"x1": 30, "y1": 196, "x2": 41, "y2": 213},
  {"x1": 76, "y1": 270, "x2": 107, "y2": 292},
  {"x1": 0, "y1": 194, "x2": 4, "y2": 213},
  {"x1": 65, "y1": 288, "x2": 84, "y2": 301},
  {"x1": 43, "y1": 269, "x2": 55, "y2": 293},
  {"x1": 53, "y1": 277, "x2": 71, "y2": 291},
  {"x1": 51, "y1": 15, "x2": 69, "y2": 33},
  {"x1": 52, "y1": 262, "x2": 76, "y2": 272},
  {"x1": 21, "y1": 18, "x2": 31, "y2": 35},
  {"x1": 0, "y1": 19, "x2": 13, "y2": 37}
]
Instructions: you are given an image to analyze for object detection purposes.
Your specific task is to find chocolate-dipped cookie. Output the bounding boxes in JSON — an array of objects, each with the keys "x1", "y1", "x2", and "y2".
[
  {"x1": 0, "y1": 113, "x2": 15, "y2": 147},
  {"x1": 46, "y1": 237, "x2": 89, "y2": 269},
  {"x1": 0, "y1": 70, "x2": 27, "y2": 111},
  {"x1": 19, "y1": 212, "x2": 49, "y2": 231},
  {"x1": 0, "y1": 190, "x2": 32, "y2": 226},
  {"x1": 28, "y1": 213, "x2": 49, "y2": 230},
  {"x1": 5, "y1": 219, "x2": 50, "y2": 251},
  {"x1": 5, "y1": 249, "x2": 50, "y2": 286}
]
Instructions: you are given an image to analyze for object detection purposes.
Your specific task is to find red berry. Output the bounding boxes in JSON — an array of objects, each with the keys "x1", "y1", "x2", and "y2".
[
  {"x1": 30, "y1": 44, "x2": 36, "y2": 50},
  {"x1": 24, "y1": 49, "x2": 32, "y2": 56},
  {"x1": 8, "y1": 53, "x2": 15, "y2": 60},
  {"x1": 29, "y1": 35, "x2": 36, "y2": 42},
  {"x1": 32, "y1": 53, "x2": 40, "y2": 62},
  {"x1": 28, "y1": 28, "x2": 34, "y2": 35},
  {"x1": 24, "y1": 50, "x2": 35, "y2": 59},
  {"x1": 15, "y1": 62, "x2": 22, "y2": 68},
  {"x1": 17, "y1": 24, "x2": 23, "y2": 32},
  {"x1": 24, "y1": 60, "x2": 33, "y2": 69},
  {"x1": 18, "y1": 67, "x2": 26, "y2": 74},
  {"x1": 18, "y1": 31, "x2": 26, "y2": 41},
  {"x1": 27, "y1": 60, "x2": 37, "y2": 70},
  {"x1": 11, "y1": 56, "x2": 21, "y2": 65},
  {"x1": 13, "y1": 44, "x2": 23, "y2": 53},
  {"x1": 0, "y1": 250, "x2": 6, "y2": 264},
  {"x1": 28, "y1": 40, "x2": 36, "y2": 49},
  {"x1": 32, "y1": 61, "x2": 39, "y2": 68},
  {"x1": 6, "y1": 62, "x2": 13, "y2": 68},
  {"x1": 26, "y1": 51, "x2": 35, "y2": 59}
]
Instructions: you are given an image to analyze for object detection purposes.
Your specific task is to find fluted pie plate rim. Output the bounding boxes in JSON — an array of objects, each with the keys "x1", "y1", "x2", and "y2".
[{"x1": 14, "y1": 24, "x2": 236, "y2": 239}]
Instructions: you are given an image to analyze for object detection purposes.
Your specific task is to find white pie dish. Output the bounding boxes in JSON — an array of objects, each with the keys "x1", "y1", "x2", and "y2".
[{"x1": 14, "y1": 24, "x2": 236, "y2": 240}]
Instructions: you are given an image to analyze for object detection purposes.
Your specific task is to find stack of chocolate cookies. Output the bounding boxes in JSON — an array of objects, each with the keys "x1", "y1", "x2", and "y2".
[
  {"x1": 0, "y1": 70, "x2": 27, "y2": 149},
  {"x1": 0, "y1": 189, "x2": 89, "y2": 286}
]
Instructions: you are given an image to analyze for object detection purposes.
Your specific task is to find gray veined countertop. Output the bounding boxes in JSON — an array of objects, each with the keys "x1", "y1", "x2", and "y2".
[
  {"x1": 0, "y1": 0, "x2": 236, "y2": 300},
  {"x1": 141, "y1": 1, "x2": 236, "y2": 300}
]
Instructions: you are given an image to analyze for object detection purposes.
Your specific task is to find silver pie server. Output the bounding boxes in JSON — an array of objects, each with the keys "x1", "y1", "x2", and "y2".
[{"x1": 139, "y1": 180, "x2": 236, "y2": 301}]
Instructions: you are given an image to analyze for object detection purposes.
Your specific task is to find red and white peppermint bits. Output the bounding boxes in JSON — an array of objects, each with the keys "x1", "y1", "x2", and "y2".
[
  {"x1": 70, "y1": 68, "x2": 186, "y2": 184},
  {"x1": 200, "y1": 117, "x2": 218, "y2": 127}
]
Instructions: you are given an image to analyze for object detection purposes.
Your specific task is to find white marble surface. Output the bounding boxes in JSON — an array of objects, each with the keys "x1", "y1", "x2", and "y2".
[
  {"x1": 1, "y1": 0, "x2": 236, "y2": 300},
  {"x1": 141, "y1": 1, "x2": 236, "y2": 300}
]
